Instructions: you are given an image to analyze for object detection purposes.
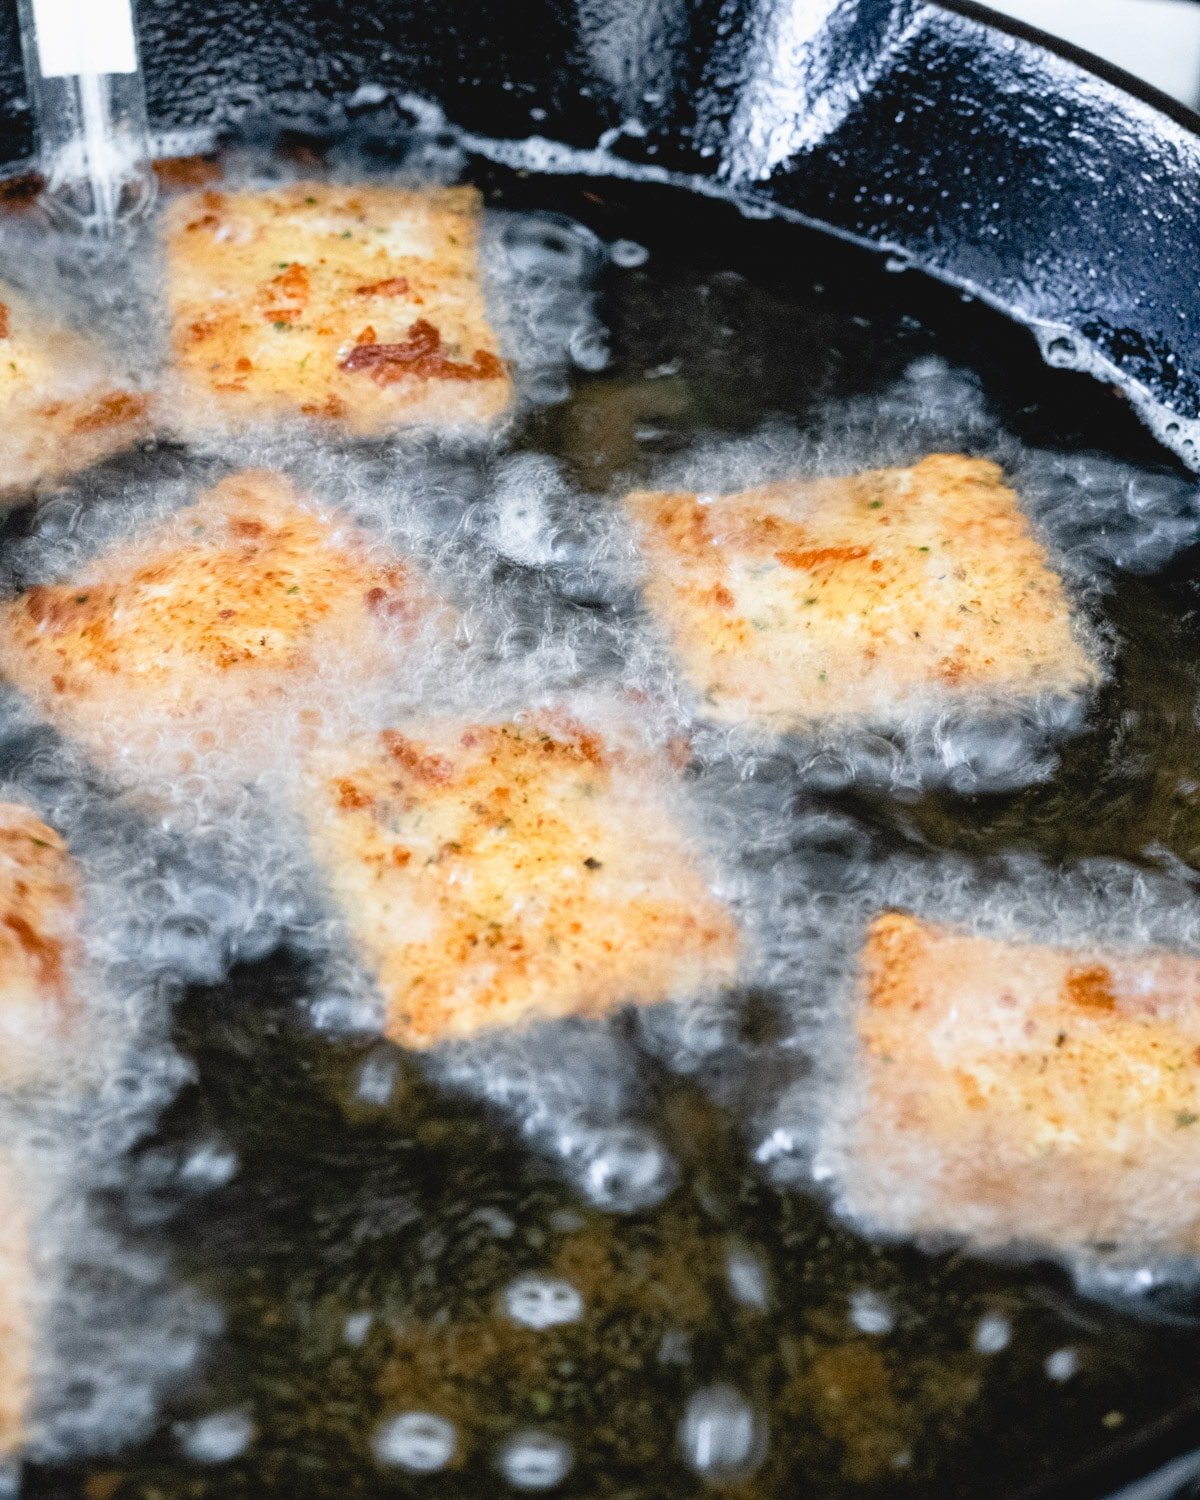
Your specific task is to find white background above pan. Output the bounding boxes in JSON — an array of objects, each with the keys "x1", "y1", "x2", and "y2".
[{"x1": 982, "y1": 0, "x2": 1200, "y2": 109}]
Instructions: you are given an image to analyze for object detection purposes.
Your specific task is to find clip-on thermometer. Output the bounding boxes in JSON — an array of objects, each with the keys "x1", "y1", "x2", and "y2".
[{"x1": 16, "y1": 0, "x2": 156, "y2": 236}]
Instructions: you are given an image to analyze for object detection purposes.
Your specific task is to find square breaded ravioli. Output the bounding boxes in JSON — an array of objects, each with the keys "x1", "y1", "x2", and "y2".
[
  {"x1": 625, "y1": 455, "x2": 1097, "y2": 729},
  {"x1": 0, "y1": 470, "x2": 446, "y2": 785},
  {"x1": 0, "y1": 286, "x2": 151, "y2": 499},
  {"x1": 166, "y1": 182, "x2": 512, "y2": 437},
  {"x1": 0, "y1": 1157, "x2": 31, "y2": 1459},
  {"x1": 303, "y1": 712, "x2": 740, "y2": 1048},
  {"x1": 828, "y1": 912, "x2": 1200, "y2": 1255},
  {"x1": 0, "y1": 804, "x2": 82, "y2": 1092}
]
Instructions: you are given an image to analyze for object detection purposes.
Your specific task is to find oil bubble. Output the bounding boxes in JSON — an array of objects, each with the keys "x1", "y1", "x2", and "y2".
[
  {"x1": 343, "y1": 1312, "x2": 373, "y2": 1347},
  {"x1": 374, "y1": 1411, "x2": 457, "y2": 1472},
  {"x1": 1045, "y1": 1348, "x2": 1080, "y2": 1383},
  {"x1": 848, "y1": 1289, "x2": 895, "y2": 1336},
  {"x1": 679, "y1": 1385, "x2": 765, "y2": 1483},
  {"x1": 973, "y1": 1314, "x2": 1012, "y2": 1355},
  {"x1": 354, "y1": 1048, "x2": 399, "y2": 1107},
  {"x1": 725, "y1": 1245, "x2": 770, "y2": 1311},
  {"x1": 610, "y1": 238, "x2": 649, "y2": 268},
  {"x1": 577, "y1": 1125, "x2": 679, "y2": 1212},
  {"x1": 503, "y1": 1275, "x2": 584, "y2": 1330},
  {"x1": 497, "y1": 1430, "x2": 573, "y2": 1490},
  {"x1": 177, "y1": 1411, "x2": 254, "y2": 1464}
]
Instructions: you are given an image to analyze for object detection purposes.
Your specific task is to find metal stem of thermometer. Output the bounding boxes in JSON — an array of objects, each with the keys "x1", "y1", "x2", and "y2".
[{"x1": 17, "y1": 0, "x2": 156, "y2": 237}]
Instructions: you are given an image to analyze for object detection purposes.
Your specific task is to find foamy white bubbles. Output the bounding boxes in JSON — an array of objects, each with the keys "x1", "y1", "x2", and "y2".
[
  {"x1": 503, "y1": 1274, "x2": 583, "y2": 1330},
  {"x1": 374, "y1": 1411, "x2": 457, "y2": 1472},
  {"x1": 489, "y1": 210, "x2": 605, "y2": 411},
  {"x1": 3, "y1": 135, "x2": 1195, "y2": 1496},
  {"x1": 0, "y1": 786, "x2": 230, "y2": 1467},
  {"x1": 490, "y1": 455, "x2": 575, "y2": 570},
  {"x1": 425, "y1": 1022, "x2": 679, "y2": 1217},
  {"x1": 679, "y1": 1385, "x2": 766, "y2": 1484},
  {"x1": 497, "y1": 1430, "x2": 574, "y2": 1490},
  {"x1": 740, "y1": 830, "x2": 1200, "y2": 1286}
]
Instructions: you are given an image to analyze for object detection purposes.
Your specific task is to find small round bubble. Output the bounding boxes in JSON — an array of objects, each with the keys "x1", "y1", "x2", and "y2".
[
  {"x1": 1045, "y1": 1348, "x2": 1080, "y2": 1383},
  {"x1": 579, "y1": 1125, "x2": 678, "y2": 1212},
  {"x1": 973, "y1": 1314, "x2": 1011, "y2": 1355},
  {"x1": 355, "y1": 1048, "x2": 398, "y2": 1106},
  {"x1": 848, "y1": 1290, "x2": 894, "y2": 1336},
  {"x1": 178, "y1": 1141, "x2": 238, "y2": 1191},
  {"x1": 679, "y1": 1385, "x2": 765, "y2": 1482},
  {"x1": 568, "y1": 326, "x2": 610, "y2": 372},
  {"x1": 498, "y1": 1430, "x2": 573, "y2": 1490},
  {"x1": 374, "y1": 1412, "x2": 457, "y2": 1473},
  {"x1": 343, "y1": 1311, "x2": 372, "y2": 1347},
  {"x1": 610, "y1": 238, "x2": 649, "y2": 268},
  {"x1": 503, "y1": 1275, "x2": 583, "y2": 1330},
  {"x1": 725, "y1": 1245, "x2": 770, "y2": 1311},
  {"x1": 177, "y1": 1410, "x2": 254, "y2": 1464}
]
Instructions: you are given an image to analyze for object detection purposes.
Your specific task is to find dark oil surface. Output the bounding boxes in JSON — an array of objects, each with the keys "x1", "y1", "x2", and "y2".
[{"x1": 20, "y1": 166, "x2": 1200, "y2": 1500}]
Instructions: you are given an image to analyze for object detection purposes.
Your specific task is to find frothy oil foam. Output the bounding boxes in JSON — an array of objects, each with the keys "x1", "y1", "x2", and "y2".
[{"x1": 0, "y1": 145, "x2": 1195, "y2": 1481}]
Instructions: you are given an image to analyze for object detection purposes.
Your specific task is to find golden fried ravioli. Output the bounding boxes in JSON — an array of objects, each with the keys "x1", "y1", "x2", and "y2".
[
  {"x1": 831, "y1": 912, "x2": 1200, "y2": 1255},
  {"x1": 0, "y1": 1157, "x2": 31, "y2": 1458},
  {"x1": 0, "y1": 805, "x2": 82, "y2": 1091},
  {"x1": 303, "y1": 712, "x2": 740, "y2": 1048},
  {"x1": 625, "y1": 455, "x2": 1097, "y2": 729},
  {"x1": 0, "y1": 286, "x2": 151, "y2": 499},
  {"x1": 166, "y1": 182, "x2": 512, "y2": 437},
  {"x1": 0, "y1": 470, "x2": 445, "y2": 785}
]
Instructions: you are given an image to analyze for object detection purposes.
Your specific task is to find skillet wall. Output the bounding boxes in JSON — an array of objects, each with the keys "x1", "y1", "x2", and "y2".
[{"x1": 0, "y1": 0, "x2": 1197, "y2": 464}]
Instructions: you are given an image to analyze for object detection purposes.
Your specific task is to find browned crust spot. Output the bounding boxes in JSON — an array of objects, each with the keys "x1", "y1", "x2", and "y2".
[
  {"x1": 1063, "y1": 964, "x2": 1117, "y2": 1011},
  {"x1": 339, "y1": 318, "x2": 506, "y2": 385}
]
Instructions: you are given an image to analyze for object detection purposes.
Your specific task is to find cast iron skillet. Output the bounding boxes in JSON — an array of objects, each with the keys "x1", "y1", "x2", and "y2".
[
  {"x1": 0, "y1": 0, "x2": 1196, "y2": 465},
  {"x1": 3, "y1": 4, "x2": 1200, "y2": 1499}
]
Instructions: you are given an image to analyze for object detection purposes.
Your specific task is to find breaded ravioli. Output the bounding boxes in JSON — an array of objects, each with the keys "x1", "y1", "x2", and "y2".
[
  {"x1": 0, "y1": 1157, "x2": 31, "y2": 1458},
  {"x1": 0, "y1": 470, "x2": 446, "y2": 785},
  {"x1": 166, "y1": 182, "x2": 512, "y2": 437},
  {"x1": 625, "y1": 455, "x2": 1097, "y2": 729},
  {"x1": 0, "y1": 286, "x2": 151, "y2": 499},
  {"x1": 829, "y1": 912, "x2": 1200, "y2": 1255},
  {"x1": 303, "y1": 711, "x2": 740, "y2": 1048},
  {"x1": 0, "y1": 804, "x2": 82, "y2": 1091}
]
